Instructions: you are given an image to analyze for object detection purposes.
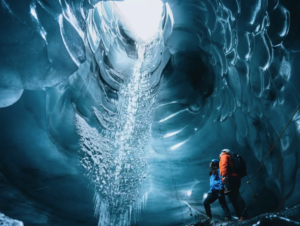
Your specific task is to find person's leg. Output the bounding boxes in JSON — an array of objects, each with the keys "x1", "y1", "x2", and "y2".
[
  {"x1": 227, "y1": 190, "x2": 243, "y2": 217},
  {"x1": 237, "y1": 195, "x2": 248, "y2": 218},
  {"x1": 217, "y1": 191, "x2": 231, "y2": 219},
  {"x1": 234, "y1": 178, "x2": 248, "y2": 218},
  {"x1": 203, "y1": 193, "x2": 218, "y2": 218},
  {"x1": 227, "y1": 177, "x2": 248, "y2": 218}
]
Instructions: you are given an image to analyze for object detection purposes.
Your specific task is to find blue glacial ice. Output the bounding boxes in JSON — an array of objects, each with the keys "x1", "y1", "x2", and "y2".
[
  {"x1": 0, "y1": 0, "x2": 300, "y2": 225},
  {"x1": 0, "y1": 212, "x2": 23, "y2": 226}
]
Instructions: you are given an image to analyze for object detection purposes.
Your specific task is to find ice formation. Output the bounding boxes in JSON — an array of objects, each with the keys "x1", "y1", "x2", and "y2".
[
  {"x1": 0, "y1": 212, "x2": 23, "y2": 226},
  {"x1": 75, "y1": 2, "x2": 173, "y2": 225},
  {"x1": 0, "y1": 0, "x2": 300, "y2": 226}
]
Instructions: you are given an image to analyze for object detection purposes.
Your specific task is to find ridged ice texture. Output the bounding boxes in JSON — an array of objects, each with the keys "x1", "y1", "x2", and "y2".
[
  {"x1": 1, "y1": 0, "x2": 300, "y2": 225},
  {"x1": 150, "y1": 0, "x2": 300, "y2": 222},
  {"x1": 0, "y1": 0, "x2": 89, "y2": 107},
  {"x1": 76, "y1": 2, "x2": 173, "y2": 226}
]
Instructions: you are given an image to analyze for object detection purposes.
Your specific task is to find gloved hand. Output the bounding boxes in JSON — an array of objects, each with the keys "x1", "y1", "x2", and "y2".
[
  {"x1": 222, "y1": 176, "x2": 228, "y2": 184},
  {"x1": 222, "y1": 177, "x2": 231, "y2": 194}
]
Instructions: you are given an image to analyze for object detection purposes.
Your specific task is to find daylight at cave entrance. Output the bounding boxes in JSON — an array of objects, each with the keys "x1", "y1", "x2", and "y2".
[{"x1": 0, "y1": 0, "x2": 300, "y2": 226}]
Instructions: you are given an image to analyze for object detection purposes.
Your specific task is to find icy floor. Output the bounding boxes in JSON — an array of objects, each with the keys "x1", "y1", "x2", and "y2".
[{"x1": 188, "y1": 204, "x2": 300, "y2": 226}]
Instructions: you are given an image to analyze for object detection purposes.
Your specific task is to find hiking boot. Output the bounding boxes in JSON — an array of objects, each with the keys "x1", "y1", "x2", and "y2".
[{"x1": 238, "y1": 216, "x2": 250, "y2": 221}]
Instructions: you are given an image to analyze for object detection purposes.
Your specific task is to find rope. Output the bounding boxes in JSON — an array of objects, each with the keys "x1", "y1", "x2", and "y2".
[
  {"x1": 247, "y1": 103, "x2": 300, "y2": 199},
  {"x1": 250, "y1": 103, "x2": 300, "y2": 181},
  {"x1": 246, "y1": 174, "x2": 257, "y2": 201}
]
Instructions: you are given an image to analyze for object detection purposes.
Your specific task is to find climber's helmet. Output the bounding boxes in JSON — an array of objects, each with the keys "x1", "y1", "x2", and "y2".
[
  {"x1": 221, "y1": 149, "x2": 230, "y2": 154},
  {"x1": 210, "y1": 159, "x2": 219, "y2": 168}
]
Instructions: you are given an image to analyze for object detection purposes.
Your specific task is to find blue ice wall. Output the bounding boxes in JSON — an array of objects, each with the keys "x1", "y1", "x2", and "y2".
[
  {"x1": 0, "y1": 0, "x2": 300, "y2": 225},
  {"x1": 149, "y1": 0, "x2": 300, "y2": 224}
]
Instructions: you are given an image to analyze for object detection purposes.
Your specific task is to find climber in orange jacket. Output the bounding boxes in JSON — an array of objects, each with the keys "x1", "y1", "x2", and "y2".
[
  {"x1": 219, "y1": 149, "x2": 249, "y2": 221},
  {"x1": 219, "y1": 149, "x2": 238, "y2": 180}
]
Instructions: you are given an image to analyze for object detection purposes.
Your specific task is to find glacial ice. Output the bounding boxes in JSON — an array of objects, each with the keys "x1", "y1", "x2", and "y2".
[
  {"x1": 0, "y1": 212, "x2": 23, "y2": 226},
  {"x1": 0, "y1": 0, "x2": 300, "y2": 226},
  {"x1": 76, "y1": 3, "x2": 173, "y2": 225}
]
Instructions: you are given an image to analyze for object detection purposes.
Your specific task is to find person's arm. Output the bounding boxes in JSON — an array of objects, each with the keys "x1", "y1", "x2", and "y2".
[
  {"x1": 217, "y1": 169, "x2": 223, "y2": 189},
  {"x1": 219, "y1": 154, "x2": 230, "y2": 183}
]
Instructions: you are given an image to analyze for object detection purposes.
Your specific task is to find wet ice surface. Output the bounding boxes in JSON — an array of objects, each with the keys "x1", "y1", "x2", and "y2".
[
  {"x1": 188, "y1": 204, "x2": 300, "y2": 226},
  {"x1": 0, "y1": 0, "x2": 300, "y2": 225}
]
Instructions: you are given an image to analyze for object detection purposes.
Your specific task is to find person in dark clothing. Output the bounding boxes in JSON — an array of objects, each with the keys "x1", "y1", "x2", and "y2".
[
  {"x1": 203, "y1": 159, "x2": 231, "y2": 221},
  {"x1": 219, "y1": 149, "x2": 249, "y2": 221}
]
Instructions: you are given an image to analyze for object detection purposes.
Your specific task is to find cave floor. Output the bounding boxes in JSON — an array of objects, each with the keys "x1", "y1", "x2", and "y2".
[{"x1": 187, "y1": 204, "x2": 300, "y2": 226}]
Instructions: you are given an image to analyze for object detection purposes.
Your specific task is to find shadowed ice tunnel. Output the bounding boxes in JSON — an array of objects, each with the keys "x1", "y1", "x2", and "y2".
[{"x1": 1, "y1": 0, "x2": 300, "y2": 225}]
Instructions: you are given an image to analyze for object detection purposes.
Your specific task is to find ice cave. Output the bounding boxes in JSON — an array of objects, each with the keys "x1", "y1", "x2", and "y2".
[{"x1": 1, "y1": 0, "x2": 300, "y2": 225}]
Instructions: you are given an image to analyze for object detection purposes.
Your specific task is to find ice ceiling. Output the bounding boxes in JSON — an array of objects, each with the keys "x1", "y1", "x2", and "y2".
[{"x1": 0, "y1": 0, "x2": 300, "y2": 226}]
